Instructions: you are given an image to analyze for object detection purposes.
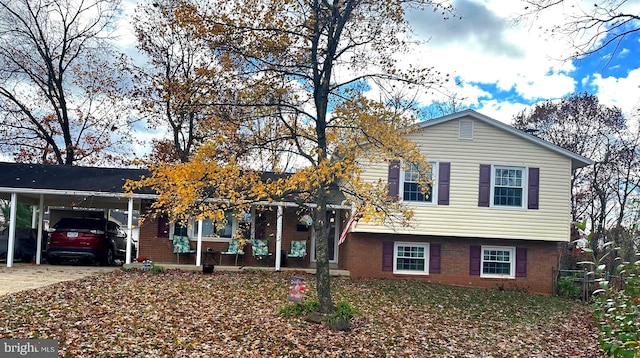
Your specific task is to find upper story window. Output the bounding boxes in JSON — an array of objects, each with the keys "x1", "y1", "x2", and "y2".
[
  {"x1": 478, "y1": 164, "x2": 538, "y2": 210},
  {"x1": 402, "y1": 162, "x2": 437, "y2": 203},
  {"x1": 492, "y1": 166, "x2": 525, "y2": 208}
]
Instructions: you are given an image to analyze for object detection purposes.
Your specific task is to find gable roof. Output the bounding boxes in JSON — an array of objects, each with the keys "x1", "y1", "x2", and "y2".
[{"x1": 416, "y1": 109, "x2": 594, "y2": 170}]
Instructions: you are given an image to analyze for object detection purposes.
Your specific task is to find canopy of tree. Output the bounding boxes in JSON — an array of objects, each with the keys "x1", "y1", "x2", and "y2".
[{"x1": 126, "y1": 0, "x2": 453, "y2": 313}]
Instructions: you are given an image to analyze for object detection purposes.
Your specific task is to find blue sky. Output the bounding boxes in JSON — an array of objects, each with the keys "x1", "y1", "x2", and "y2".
[{"x1": 114, "y1": 0, "x2": 640, "y2": 132}]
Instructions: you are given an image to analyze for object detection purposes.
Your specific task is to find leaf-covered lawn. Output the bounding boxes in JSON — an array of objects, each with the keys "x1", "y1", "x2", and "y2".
[{"x1": 0, "y1": 269, "x2": 604, "y2": 357}]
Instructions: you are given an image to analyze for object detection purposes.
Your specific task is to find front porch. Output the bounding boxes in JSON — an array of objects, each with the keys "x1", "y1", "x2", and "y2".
[{"x1": 139, "y1": 206, "x2": 349, "y2": 271}]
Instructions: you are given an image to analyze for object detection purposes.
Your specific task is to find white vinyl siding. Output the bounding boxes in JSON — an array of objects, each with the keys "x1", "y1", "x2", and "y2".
[{"x1": 356, "y1": 116, "x2": 573, "y2": 242}]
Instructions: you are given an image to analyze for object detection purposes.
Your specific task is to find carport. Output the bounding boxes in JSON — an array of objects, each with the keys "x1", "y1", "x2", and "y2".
[{"x1": 0, "y1": 162, "x2": 156, "y2": 267}]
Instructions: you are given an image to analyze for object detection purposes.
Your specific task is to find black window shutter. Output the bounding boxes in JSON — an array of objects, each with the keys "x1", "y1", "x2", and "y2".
[
  {"x1": 528, "y1": 168, "x2": 539, "y2": 210},
  {"x1": 438, "y1": 162, "x2": 450, "y2": 205},
  {"x1": 382, "y1": 241, "x2": 394, "y2": 271},
  {"x1": 469, "y1": 245, "x2": 481, "y2": 275},
  {"x1": 388, "y1": 160, "x2": 401, "y2": 199},
  {"x1": 516, "y1": 247, "x2": 527, "y2": 277},
  {"x1": 429, "y1": 244, "x2": 441, "y2": 274}
]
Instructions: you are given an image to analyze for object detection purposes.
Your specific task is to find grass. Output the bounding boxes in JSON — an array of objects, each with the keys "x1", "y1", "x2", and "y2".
[{"x1": 0, "y1": 269, "x2": 603, "y2": 357}]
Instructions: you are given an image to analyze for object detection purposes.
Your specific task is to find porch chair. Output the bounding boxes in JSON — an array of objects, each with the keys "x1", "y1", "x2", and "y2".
[
  {"x1": 172, "y1": 235, "x2": 195, "y2": 264},
  {"x1": 287, "y1": 240, "x2": 307, "y2": 260},
  {"x1": 251, "y1": 239, "x2": 272, "y2": 263},
  {"x1": 220, "y1": 239, "x2": 244, "y2": 266}
]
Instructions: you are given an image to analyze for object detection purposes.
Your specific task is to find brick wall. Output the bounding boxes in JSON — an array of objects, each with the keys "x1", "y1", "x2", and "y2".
[
  {"x1": 343, "y1": 232, "x2": 560, "y2": 295},
  {"x1": 137, "y1": 207, "x2": 314, "y2": 267}
]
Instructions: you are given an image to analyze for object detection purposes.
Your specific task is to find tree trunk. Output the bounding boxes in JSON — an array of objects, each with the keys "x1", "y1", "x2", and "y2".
[{"x1": 313, "y1": 185, "x2": 334, "y2": 314}]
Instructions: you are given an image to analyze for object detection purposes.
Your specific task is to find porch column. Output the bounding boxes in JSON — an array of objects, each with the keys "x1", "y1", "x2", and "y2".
[
  {"x1": 36, "y1": 195, "x2": 44, "y2": 265},
  {"x1": 275, "y1": 205, "x2": 283, "y2": 271},
  {"x1": 6, "y1": 193, "x2": 17, "y2": 267},
  {"x1": 31, "y1": 205, "x2": 37, "y2": 228},
  {"x1": 196, "y1": 219, "x2": 203, "y2": 266},
  {"x1": 125, "y1": 197, "x2": 134, "y2": 264},
  {"x1": 250, "y1": 206, "x2": 256, "y2": 240}
]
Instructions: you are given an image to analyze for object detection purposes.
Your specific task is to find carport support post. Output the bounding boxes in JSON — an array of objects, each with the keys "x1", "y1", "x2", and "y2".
[
  {"x1": 36, "y1": 195, "x2": 44, "y2": 265},
  {"x1": 31, "y1": 205, "x2": 37, "y2": 228},
  {"x1": 125, "y1": 197, "x2": 134, "y2": 264},
  {"x1": 196, "y1": 219, "x2": 203, "y2": 266},
  {"x1": 6, "y1": 193, "x2": 17, "y2": 267},
  {"x1": 275, "y1": 205, "x2": 283, "y2": 271}
]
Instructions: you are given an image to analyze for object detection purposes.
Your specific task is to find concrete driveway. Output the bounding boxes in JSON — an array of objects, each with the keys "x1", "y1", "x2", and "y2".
[{"x1": 0, "y1": 263, "x2": 119, "y2": 296}]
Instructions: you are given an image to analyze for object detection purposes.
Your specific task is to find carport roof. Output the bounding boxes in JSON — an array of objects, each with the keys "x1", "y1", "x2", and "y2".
[
  {"x1": 0, "y1": 162, "x2": 348, "y2": 210},
  {"x1": 0, "y1": 162, "x2": 152, "y2": 194},
  {"x1": 0, "y1": 162, "x2": 153, "y2": 209}
]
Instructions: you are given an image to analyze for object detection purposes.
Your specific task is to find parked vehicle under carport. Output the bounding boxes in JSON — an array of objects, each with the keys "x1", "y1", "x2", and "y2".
[
  {"x1": 46, "y1": 218, "x2": 136, "y2": 266},
  {"x1": 0, "y1": 228, "x2": 43, "y2": 263}
]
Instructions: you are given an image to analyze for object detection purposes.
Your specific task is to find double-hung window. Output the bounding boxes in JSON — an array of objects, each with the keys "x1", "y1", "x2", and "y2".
[
  {"x1": 403, "y1": 162, "x2": 437, "y2": 203},
  {"x1": 492, "y1": 166, "x2": 525, "y2": 208},
  {"x1": 393, "y1": 242, "x2": 429, "y2": 274},
  {"x1": 481, "y1": 246, "x2": 515, "y2": 278}
]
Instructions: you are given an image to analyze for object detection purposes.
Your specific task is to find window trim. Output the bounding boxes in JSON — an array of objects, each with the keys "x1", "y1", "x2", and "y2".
[
  {"x1": 400, "y1": 161, "x2": 438, "y2": 205},
  {"x1": 490, "y1": 164, "x2": 528, "y2": 209},
  {"x1": 393, "y1": 241, "x2": 430, "y2": 275},
  {"x1": 480, "y1": 245, "x2": 516, "y2": 279}
]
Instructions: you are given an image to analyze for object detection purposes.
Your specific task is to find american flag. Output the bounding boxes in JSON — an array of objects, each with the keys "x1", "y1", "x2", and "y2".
[{"x1": 338, "y1": 208, "x2": 359, "y2": 245}]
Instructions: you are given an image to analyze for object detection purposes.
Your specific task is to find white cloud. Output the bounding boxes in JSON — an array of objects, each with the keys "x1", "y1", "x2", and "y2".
[
  {"x1": 474, "y1": 99, "x2": 530, "y2": 124},
  {"x1": 108, "y1": 0, "x2": 640, "y2": 135},
  {"x1": 592, "y1": 68, "x2": 640, "y2": 114},
  {"x1": 111, "y1": 0, "x2": 146, "y2": 64},
  {"x1": 511, "y1": 72, "x2": 576, "y2": 101},
  {"x1": 403, "y1": 0, "x2": 581, "y2": 113}
]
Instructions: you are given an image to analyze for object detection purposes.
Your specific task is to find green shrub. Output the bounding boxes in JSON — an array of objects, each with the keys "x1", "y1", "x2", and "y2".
[
  {"x1": 150, "y1": 264, "x2": 165, "y2": 275},
  {"x1": 557, "y1": 276, "x2": 582, "y2": 300},
  {"x1": 330, "y1": 299, "x2": 358, "y2": 321},
  {"x1": 278, "y1": 300, "x2": 319, "y2": 317},
  {"x1": 575, "y1": 220, "x2": 640, "y2": 357},
  {"x1": 592, "y1": 261, "x2": 640, "y2": 358}
]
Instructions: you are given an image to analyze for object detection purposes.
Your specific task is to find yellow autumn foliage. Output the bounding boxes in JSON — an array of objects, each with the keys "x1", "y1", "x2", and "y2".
[{"x1": 128, "y1": 0, "x2": 453, "y2": 313}]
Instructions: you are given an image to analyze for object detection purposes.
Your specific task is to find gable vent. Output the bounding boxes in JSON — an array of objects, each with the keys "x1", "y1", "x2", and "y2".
[{"x1": 458, "y1": 119, "x2": 474, "y2": 140}]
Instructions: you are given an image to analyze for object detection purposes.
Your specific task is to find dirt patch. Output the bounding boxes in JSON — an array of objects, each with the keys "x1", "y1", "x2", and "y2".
[{"x1": 0, "y1": 263, "x2": 119, "y2": 296}]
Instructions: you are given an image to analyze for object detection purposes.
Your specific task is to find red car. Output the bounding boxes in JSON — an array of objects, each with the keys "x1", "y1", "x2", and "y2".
[{"x1": 46, "y1": 217, "x2": 136, "y2": 266}]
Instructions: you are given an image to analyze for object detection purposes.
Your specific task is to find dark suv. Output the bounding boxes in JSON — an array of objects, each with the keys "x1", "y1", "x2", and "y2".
[{"x1": 46, "y1": 218, "x2": 136, "y2": 265}]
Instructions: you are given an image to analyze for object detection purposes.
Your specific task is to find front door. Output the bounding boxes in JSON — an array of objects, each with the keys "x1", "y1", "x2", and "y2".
[{"x1": 311, "y1": 210, "x2": 339, "y2": 264}]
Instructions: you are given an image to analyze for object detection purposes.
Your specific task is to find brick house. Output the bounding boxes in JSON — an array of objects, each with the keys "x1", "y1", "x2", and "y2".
[
  {"x1": 135, "y1": 110, "x2": 591, "y2": 294},
  {"x1": 0, "y1": 110, "x2": 591, "y2": 294}
]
